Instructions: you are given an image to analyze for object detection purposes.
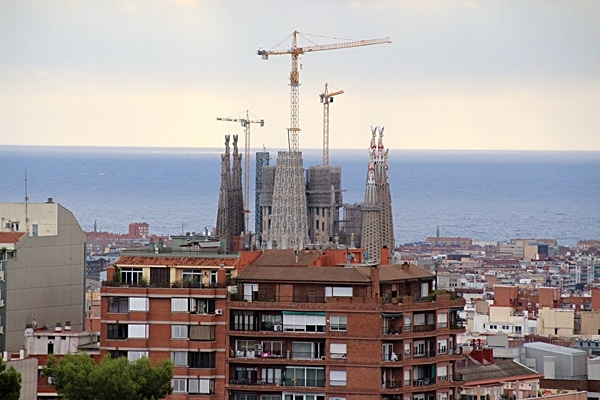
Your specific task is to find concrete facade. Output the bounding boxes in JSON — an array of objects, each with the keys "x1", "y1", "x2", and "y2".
[{"x1": 0, "y1": 200, "x2": 86, "y2": 352}]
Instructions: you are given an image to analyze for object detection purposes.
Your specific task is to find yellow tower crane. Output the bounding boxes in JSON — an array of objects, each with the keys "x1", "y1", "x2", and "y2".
[
  {"x1": 320, "y1": 83, "x2": 344, "y2": 166},
  {"x1": 216, "y1": 111, "x2": 265, "y2": 235},
  {"x1": 257, "y1": 31, "x2": 391, "y2": 152}
]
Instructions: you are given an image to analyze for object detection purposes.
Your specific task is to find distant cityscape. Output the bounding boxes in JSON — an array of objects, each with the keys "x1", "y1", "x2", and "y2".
[{"x1": 2, "y1": 138, "x2": 599, "y2": 400}]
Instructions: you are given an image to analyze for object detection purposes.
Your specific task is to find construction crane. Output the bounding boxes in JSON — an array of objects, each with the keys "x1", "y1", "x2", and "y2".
[
  {"x1": 216, "y1": 111, "x2": 265, "y2": 235},
  {"x1": 257, "y1": 31, "x2": 391, "y2": 152},
  {"x1": 320, "y1": 83, "x2": 344, "y2": 166}
]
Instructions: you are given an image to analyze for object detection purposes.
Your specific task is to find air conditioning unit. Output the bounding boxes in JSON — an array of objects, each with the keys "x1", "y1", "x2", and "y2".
[
  {"x1": 215, "y1": 309, "x2": 223, "y2": 315},
  {"x1": 0, "y1": 270, "x2": 4, "y2": 281},
  {"x1": 0, "y1": 299, "x2": 4, "y2": 307},
  {"x1": 274, "y1": 324, "x2": 282, "y2": 331},
  {"x1": 254, "y1": 344, "x2": 262, "y2": 350}
]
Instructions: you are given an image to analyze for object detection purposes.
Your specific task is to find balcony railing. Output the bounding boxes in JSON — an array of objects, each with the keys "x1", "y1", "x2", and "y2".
[
  {"x1": 383, "y1": 380, "x2": 400, "y2": 388},
  {"x1": 413, "y1": 324, "x2": 436, "y2": 333},
  {"x1": 413, "y1": 377, "x2": 435, "y2": 386},
  {"x1": 413, "y1": 350, "x2": 436, "y2": 359},
  {"x1": 284, "y1": 378, "x2": 325, "y2": 387}
]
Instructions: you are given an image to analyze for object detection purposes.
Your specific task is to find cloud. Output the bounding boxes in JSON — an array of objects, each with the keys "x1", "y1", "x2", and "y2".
[
  {"x1": 350, "y1": 0, "x2": 479, "y2": 11},
  {"x1": 166, "y1": 0, "x2": 200, "y2": 8},
  {"x1": 34, "y1": 69, "x2": 50, "y2": 77}
]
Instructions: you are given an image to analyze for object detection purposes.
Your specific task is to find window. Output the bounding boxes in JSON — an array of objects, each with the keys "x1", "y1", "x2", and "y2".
[
  {"x1": 260, "y1": 368, "x2": 282, "y2": 385},
  {"x1": 127, "y1": 351, "x2": 148, "y2": 362},
  {"x1": 261, "y1": 341, "x2": 283, "y2": 357},
  {"x1": 282, "y1": 312, "x2": 326, "y2": 332},
  {"x1": 235, "y1": 395, "x2": 257, "y2": 400},
  {"x1": 128, "y1": 324, "x2": 148, "y2": 339},
  {"x1": 437, "y1": 339, "x2": 448, "y2": 354},
  {"x1": 188, "y1": 378, "x2": 214, "y2": 394},
  {"x1": 437, "y1": 365, "x2": 448, "y2": 381},
  {"x1": 261, "y1": 314, "x2": 283, "y2": 331},
  {"x1": 330, "y1": 316, "x2": 347, "y2": 331},
  {"x1": 284, "y1": 366, "x2": 325, "y2": 387},
  {"x1": 108, "y1": 297, "x2": 128, "y2": 313},
  {"x1": 109, "y1": 350, "x2": 127, "y2": 358},
  {"x1": 182, "y1": 269, "x2": 203, "y2": 285},
  {"x1": 437, "y1": 312, "x2": 448, "y2": 328},
  {"x1": 120, "y1": 268, "x2": 142, "y2": 284},
  {"x1": 172, "y1": 325, "x2": 188, "y2": 339},
  {"x1": 107, "y1": 324, "x2": 128, "y2": 339},
  {"x1": 261, "y1": 396, "x2": 282, "y2": 400},
  {"x1": 129, "y1": 297, "x2": 149, "y2": 312},
  {"x1": 172, "y1": 379, "x2": 186, "y2": 393},
  {"x1": 171, "y1": 298, "x2": 188, "y2": 312},
  {"x1": 172, "y1": 351, "x2": 187, "y2": 366},
  {"x1": 232, "y1": 311, "x2": 257, "y2": 331},
  {"x1": 413, "y1": 340, "x2": 425, "y2": 356},
  {"x1": 329, "y1": 370, "x2": 346, "y2": 386},
  {"x1": 330, "y1": 343, "x2": 347, "y2": 359},
  {"x1": 235, "y1": 340, "x2": 259, "y2": 357},
  {"x1": 292, "y1": 341, "x2": 324, "y2": 359},
  {"x1": 190, "y1": 298, "x2": 215, "y2": 314},
  {"x1": 243, "y1": 283, "x2": 259, "y2": 302},
  {"x1": 190, "y1": 325, "x2": 215, "y2": 341},
  {"x1": 189, "y1": 351, "x2": 216, "y2": 368},
  {"x1": 325, "y1": 287, "x2": 352, "y2": 297}
]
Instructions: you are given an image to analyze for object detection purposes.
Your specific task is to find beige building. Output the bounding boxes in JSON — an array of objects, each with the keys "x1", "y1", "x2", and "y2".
[
  {"x1": 0, "y1": 199, "x2": 86, "y2": 352},
  {"x1": 537, "y1": 307, "x2": 575, "y2": 336},
  {"x1": 579, "y1": 311, "x2": 600, "y2": 336}
]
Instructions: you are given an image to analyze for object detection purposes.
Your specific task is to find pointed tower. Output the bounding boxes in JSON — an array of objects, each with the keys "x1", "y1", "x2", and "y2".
[
  {"x1": 268, "y1": 149, "x2": 309, "y2": 250},
  {"x1": 216, "y1": 135, "x2": 231, "y2": 247},
  {"x1": 361, "y1": 137, "x2": 382, "y2": 263},
  {"x1": 230, "y1": 135, "x2": 245, "y2": 241},
  {"x1": 374, "y1": 127, "x2": 395, "y2": 250}
]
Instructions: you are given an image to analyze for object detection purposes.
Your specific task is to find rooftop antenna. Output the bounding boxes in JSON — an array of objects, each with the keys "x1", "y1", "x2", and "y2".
[{"x1": 24, "y1": 169, "x2": 29, "y2": 232}]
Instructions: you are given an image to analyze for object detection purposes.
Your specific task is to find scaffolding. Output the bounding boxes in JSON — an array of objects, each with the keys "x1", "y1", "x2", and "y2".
[
  {"x1": 254, "y1": 151, "x2": 270, "y2": 237},
  {"x1": 306, "y1": 165, "x2": 343, "y2": 245}
]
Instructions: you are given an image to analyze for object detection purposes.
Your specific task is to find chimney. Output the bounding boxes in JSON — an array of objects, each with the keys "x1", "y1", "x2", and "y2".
[
  {"x1": 65, "y1": 321, "x2": 72, "y2": 331},
  {"x1": 380, "y1": 246, "x2": 390, "y2": 265},
  {"x1": 401, "y1": 262, "x2": 410, "y2": 272},
  {"x1": 106, "y1": 265, "x2": 115, "y2": 282},
  {"x1": 217, "y1": 264, "x2": 227, "y2": 285},
  {"x1": 55, "y1": 322, "x2": 62, "y2": 332},
  {"x1": 370, "y1": 265, "x2": 380, "y2": 298},
  {"x1": 46, "y1": 197, "x2": 54, "y2": 203}
]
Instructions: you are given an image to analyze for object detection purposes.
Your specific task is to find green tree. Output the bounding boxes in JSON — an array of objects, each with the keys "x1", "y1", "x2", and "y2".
[
  {"x1": 0, "y1": 357, "x2": 22, "y2": 400},
  {"x1": 45, "y1": 353, "x2": 173, "y2": 400}
]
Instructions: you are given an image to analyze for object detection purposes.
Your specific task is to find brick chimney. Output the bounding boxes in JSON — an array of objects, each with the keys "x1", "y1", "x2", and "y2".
[
  {"x1": 380, "y1": 246, "x2": 390, "y2": 265},
  {"x1": 370, "y1": 266, "x2": 380, "y2": 298}
]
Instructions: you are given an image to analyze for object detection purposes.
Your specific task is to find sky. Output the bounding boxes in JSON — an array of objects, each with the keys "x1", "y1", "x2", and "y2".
[{"x1": 1, "y1": 0, "x2": 599, "y2": 151}]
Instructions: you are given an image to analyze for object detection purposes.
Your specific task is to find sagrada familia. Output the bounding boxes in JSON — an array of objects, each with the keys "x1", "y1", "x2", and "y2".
[{"x1": 216, "y1": 126, "x2": 395, "y2": 263}]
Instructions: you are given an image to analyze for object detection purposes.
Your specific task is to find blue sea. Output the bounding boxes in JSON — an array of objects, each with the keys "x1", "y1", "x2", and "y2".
[{"x1": 1, "y1": 146, "x2": 599, "y2": 247}]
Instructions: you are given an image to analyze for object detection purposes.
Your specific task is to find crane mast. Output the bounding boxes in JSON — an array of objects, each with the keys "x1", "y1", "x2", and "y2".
[
  {"x1": 320, "y1": 83, "x2": 344, "y2": 166},
  {"x1": 258, "y1": 31, "x2": 391, "y2": 152},
  {"x1": 216, "y1": 111, "x2": 265, "y2": 234}
]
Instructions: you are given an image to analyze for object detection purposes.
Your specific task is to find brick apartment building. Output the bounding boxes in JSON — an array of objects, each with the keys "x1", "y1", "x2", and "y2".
[{"x1": 100, "y1": 243, "x2": 466, "y2": 400}]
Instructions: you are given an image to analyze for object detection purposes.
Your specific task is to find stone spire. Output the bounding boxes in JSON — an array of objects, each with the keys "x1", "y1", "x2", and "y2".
[
  {"x1": 360, "y1": 126, "x2": 395, "y2": 263},
  {"x1": 374, "y1": 127, "x2": 395, "y2": 250},
  {"x1": 216, "y1": 135, "x2": 231, "y2": 247},
  {"x1": 230, "y1": 135, "x2": 245, "y2": 241}
]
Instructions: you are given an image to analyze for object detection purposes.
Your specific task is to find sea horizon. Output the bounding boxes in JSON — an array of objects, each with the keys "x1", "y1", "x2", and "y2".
[{"x1": 2, "y1": 145, "x2": 599, "y2": 247}]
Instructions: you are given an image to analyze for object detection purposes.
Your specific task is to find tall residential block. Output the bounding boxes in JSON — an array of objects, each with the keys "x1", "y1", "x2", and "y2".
[{"x1": 0, "y1": 199, "x2": 85, "y2": 352}]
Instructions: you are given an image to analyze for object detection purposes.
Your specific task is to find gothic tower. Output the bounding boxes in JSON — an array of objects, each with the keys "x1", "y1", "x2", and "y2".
[
  {"x1": 268, "y1": 150, "x2": 309, "y2": 250},
  {"x1": 360, "y1": 126, "x2": 395, "y2": 263},
  {"x1": 373, "y1": 127, "x2": 395, "y2": 251},
  {"x1": 360, "y1": 146, "x2": 382, "y2": 263},
  {"x1": 216, "y1": 135, "x2": 231, "y2": 247},
  {"x1": 230, "y1": 135, "x2": 244, "y2": 240}
]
